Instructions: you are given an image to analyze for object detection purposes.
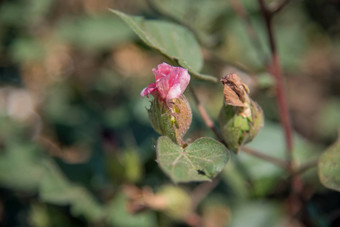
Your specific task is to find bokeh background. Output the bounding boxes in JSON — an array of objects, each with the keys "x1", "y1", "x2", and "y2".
[{"x1": 0, "y1": 0, "x2": 339, "y2": 226}]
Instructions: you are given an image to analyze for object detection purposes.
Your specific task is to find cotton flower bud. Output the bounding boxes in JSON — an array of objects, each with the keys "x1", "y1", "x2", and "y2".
[
  {"x1": 218, "y1": 73, "x2": 264, "y2": 153},
  {"x1": 141, "y1": 63, "x2": 192, "y2": 145},
  {"x1": 148, "y1": 95, "x2": 192, "y2": 145}
]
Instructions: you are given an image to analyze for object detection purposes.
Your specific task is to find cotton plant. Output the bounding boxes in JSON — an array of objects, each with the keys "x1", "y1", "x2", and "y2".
[
  {"x1": 138, "y1": 60, "x2": 264, "y2": 183},
  {"x1": 110, "y1": 2, "x2": 340, "y2": 225}
]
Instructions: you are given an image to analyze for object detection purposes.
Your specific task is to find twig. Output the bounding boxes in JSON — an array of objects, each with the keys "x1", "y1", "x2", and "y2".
[
  {"x1": 258, "y1": 0, "x2": 302, "y2": 220},
  {"x1": 258, "y1": 0, "x2": 293, "y2": 163},
  {"x1": 241, "y1": 147, "x2": 290, "y2": 171},
  {"x1": 189, "y1": 86, "x2": 224, "y2": 143},
  {"x1": 228, "y1": 0, "x2": 267, "y2": 65},
  {"x1": 190, "y1": 175, "x2": 222, "y2": 210},
  {"x1": 292, "y1": 158, "x2": 319, "y2": 176}
]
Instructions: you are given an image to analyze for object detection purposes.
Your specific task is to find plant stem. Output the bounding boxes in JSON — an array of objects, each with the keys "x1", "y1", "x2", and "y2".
[
  {"x1": 292, "y1": 158, "x2": 319, "y2": 176},
  {"x1": 258, "y1": 0, "x2": 293, "y2": 163},
  {"x1": 231, "y1": 0, "x2": 294, "y2": 162},
  {"x1": 241, "y1": 147, "x2": 290, "y2": 171},
  {"x1": 189, "y1": 86, "x2": 224, "y2": 142},
  {"x1": 190, "y1": 175, "x2": 222, "y2": 210},
  {"x1": 258, "y1": 0, "x2": 303, "y2": 220}
]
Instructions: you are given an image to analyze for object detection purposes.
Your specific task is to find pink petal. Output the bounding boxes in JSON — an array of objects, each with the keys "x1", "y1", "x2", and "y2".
[
  {"x1": 140, "y1": 83, "x2": 157, "y2": 97},
  {"x1": 166, "y1": 84, "x2": 182, "y2": 100},
  {"x1": 142, "y1": 63, "x2": 190, "y2": 101},
  {"x1": 153, "y1": 62, "x2": 172, "y2": 81},
  {"x1": 156, "y1": 76, "x2": 170, "y2": 99},
  {"x1": 166, "y1": 67, "x2": 190, "y2": 101}
]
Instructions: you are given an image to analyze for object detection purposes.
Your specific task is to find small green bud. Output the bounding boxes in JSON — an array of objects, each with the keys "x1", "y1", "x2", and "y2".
[
  {"x1": 219, "y1": 74, "x2": 264, "y2": 153},
  {"x1": 148, "y1": 95, "x2": 192, "y2": 145}
]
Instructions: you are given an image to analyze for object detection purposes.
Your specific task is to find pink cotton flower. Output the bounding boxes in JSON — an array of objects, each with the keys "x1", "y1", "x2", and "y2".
[{"x1": 140, "y1": 63, "x2": 190, "y2": 102}]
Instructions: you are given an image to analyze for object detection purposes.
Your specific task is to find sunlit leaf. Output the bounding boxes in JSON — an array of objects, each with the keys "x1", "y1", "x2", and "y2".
[
  {"x1": 157, "y1": 136, "x2": 229, "y2": 183},
  {"x1": 149, "y1": 0, "x2": 228, "y2": 46},
  {"x1": 150, "y1": 0, "x2": 227, "y2": 32},
  {"x1": 318, "y1": 134, "x2": 340, "y2": 192},
  {"x1": 110, "y1": 9, "x2": 217, "y2": 82}
]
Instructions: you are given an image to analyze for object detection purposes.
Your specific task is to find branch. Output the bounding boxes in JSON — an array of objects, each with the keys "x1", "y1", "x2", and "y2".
[
  {"x1": 258, "y1": 0, "x2": 303, "y2": 219},
  {"x1": 241, "y1": 147, "x2": 289, "y2": 171},
  {"x1": 292, "y1": 158, "x2": 319, "y2": 176},
  {"x1": 190, "y1": 175, "x2": 221, "y2": 210},
  {"x1": 258, "y1": 0, "x2": 293, "y2": 163},
  {"x1": 189, "y1": 86, "x2": 224, "y2": 143}
]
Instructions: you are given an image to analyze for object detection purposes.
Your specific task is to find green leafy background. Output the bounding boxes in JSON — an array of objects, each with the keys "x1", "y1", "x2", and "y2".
[{"x1": 0, "y1": 0, "x2": 339, "y2": 226}]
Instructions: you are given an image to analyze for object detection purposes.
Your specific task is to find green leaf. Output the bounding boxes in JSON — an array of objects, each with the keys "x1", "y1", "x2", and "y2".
[
  {"x1": 0, "y1": 143, "x2": 45, "y2": 192},
  {"x1": 10, "y1": 38, "x2": 45, "y2": 62},
  {"x1": 149, "y1": 0, "x2": 228, "y2": 46},
  {"x1": 39, "y1": 161, "x2": 105, "y2": 221},
  {"x1": 157, "y1": 136, "x2": 229, "y2": 183},
  {"x1": 107, "y1": 193, "x2": 157, "y2": 227},
  {"x1": 229, "y1": 201, "x2": 282, "y2": 227},
  {"x1": 29, "y1": 203, "x2": 70, "y2": 227},
  {"x1": 109, "y1": 9, "x2": 217, "y2": 82},
  {"x1": 318, "y1": 134, "x2": 340, "y2": 192},
  {"x1": 56, "y1": 14, "x2": 133, "y2": 51},
  {"x1": 317, "y1": 98, "x2": 340, "y2": 140}
]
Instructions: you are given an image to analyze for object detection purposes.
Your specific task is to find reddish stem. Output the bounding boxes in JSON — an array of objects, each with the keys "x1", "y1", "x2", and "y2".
[
  {"x1": 258, "y1": 0, "x2": 303, "y2": 220},
  {"x1": 190, "y1": 175, "x2": 221, "y2": 210},
  {"x1": 189, "y1": 86, "x2": 224, "y2": 142},
  {"x1": 258, "y1": 0, "x2": 293, "y2": 163}
]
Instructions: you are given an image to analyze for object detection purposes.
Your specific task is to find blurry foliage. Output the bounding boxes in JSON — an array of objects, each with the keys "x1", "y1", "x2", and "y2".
[
  {"x1": 318, "y1": 134, "x2": 340, "y2": 192},
  {"x1": 0, "y1": 0, "x2": 339, "y2": 226},
  {"x1": 56, "y1": 15, "x2": 134, "y2": 52}
]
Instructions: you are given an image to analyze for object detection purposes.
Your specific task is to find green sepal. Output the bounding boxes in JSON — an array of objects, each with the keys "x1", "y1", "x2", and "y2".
[
  {"x1": 148, "y1": 95, "x2": 192, "y2": 145},
  {"x1": 219, "y1": 100, "x2": 264, "y2": 153}
]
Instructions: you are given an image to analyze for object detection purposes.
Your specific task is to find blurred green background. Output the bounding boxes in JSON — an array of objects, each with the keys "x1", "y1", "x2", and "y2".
[{"x1": 0, "y1": 0, "x2": 339, "y2": 226}]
